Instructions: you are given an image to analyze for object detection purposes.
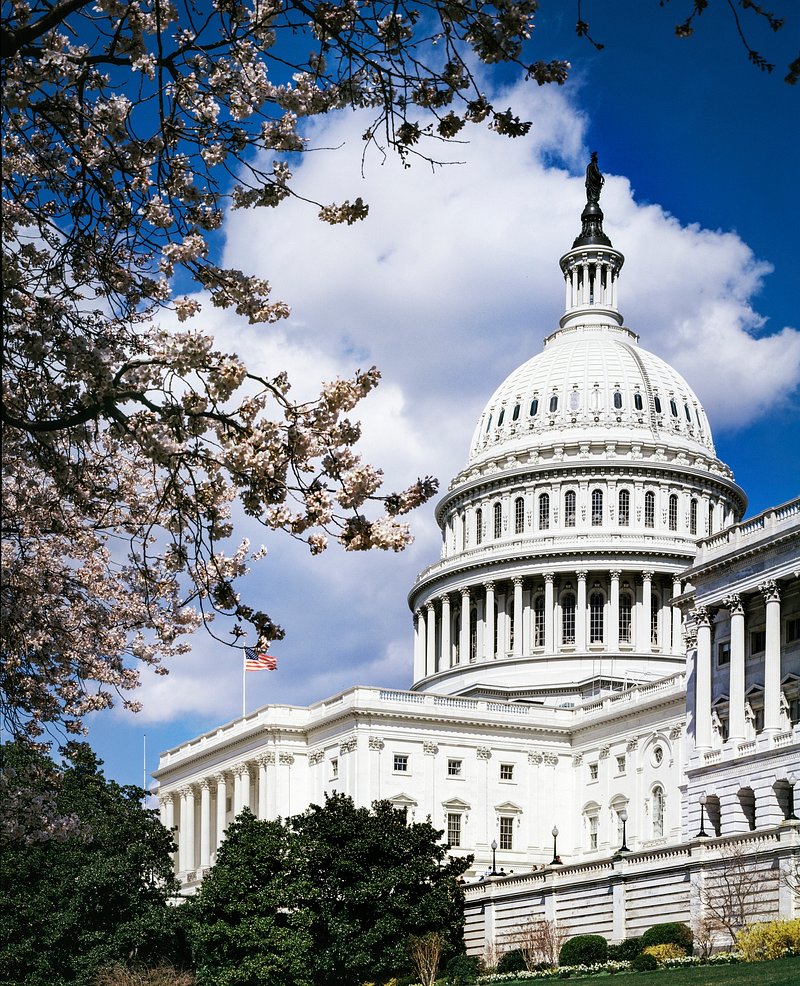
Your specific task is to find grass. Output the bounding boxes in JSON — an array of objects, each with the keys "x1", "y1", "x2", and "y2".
[{"x1": 494, "y1": 956, "x2": 800, "y2": 986}]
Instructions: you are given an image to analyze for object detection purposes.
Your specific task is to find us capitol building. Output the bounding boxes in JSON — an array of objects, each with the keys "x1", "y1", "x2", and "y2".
[{"x1": 155, "y1": 162, "x2": 799, "y2": 947}]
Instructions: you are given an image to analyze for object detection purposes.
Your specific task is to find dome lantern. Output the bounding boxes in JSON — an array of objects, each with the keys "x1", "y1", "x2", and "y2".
[{"x1": 558, "y1": 153, "x2": 625, "y2": 330}]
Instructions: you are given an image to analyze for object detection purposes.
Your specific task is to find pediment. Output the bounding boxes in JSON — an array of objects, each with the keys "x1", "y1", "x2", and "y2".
[
  {"x1": 441, "y1": 797, "x2": 471, "y2": 811},
  {"x1": 388, "y1": 792, "x2": 417, "y2": 807},
  {"x1": 494, "y1": 800, "x2": 523, "y2": 814}
]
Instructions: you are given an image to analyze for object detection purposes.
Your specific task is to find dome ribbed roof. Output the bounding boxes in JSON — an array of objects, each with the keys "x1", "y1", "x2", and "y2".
[{"x1": 468, "y1": 323, "x2": 715, "y2": 466}]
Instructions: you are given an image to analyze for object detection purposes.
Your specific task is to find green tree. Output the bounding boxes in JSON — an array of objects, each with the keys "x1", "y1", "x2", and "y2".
[
  {"x1": 189, "y1": 795, "x2": 470, "y2": 986},
  {"x1": 0, "y1": 742, "x2": 187, "y2": 986}
]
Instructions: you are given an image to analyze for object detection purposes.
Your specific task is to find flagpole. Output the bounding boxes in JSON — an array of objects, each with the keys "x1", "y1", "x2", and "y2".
[{"x1": 242, "y1": 650, "x2": 246, "y2": 719}]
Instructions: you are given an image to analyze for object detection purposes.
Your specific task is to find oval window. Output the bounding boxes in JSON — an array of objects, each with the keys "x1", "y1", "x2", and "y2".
[
  {"x1": 634, "y1": 393, "x2": 644, "y2": 411},
  {"x1": 512, "y1": 403, "x2": 520, "y2": 421},
  {"x1": 613, "y1": 392, "x2": 623, "y2": 409},
  {"x1": 497, "y1": 408, "x2": 505, "y2": 426},
  {"x1": 530, "y1": 398, "x2": 539, "y2": 417},
  {"x1": 654, "y1": 395, "x2": 662, "y2": 414},
  {"x1": 670, "y1": 398, "x2": 678, "y2": 417},
  {"x1": 549, "y1": 394, "x2": 558, "y2": 413},
  {"x1": 485, "y1": 414, "x2": 492, "y2": 433}
]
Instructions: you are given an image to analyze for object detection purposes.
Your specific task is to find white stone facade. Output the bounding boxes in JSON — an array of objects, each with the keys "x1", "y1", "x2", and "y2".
[{"x1": 154, "y1": 183, "x2": 799, "y2": 934}]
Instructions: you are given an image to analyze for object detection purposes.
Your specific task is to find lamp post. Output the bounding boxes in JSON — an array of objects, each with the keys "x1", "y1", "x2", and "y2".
[
  {"x1": 788, "y1": 773, "x2": 798, "y2": 821},
  {"x1": 550, "y1": 825, "x2": 562, "y2": 865},
  {"x1": 617, "y1": 808, "x2": 630, "y2": 854},
  {"x1": 696, "y1": 793, "x2": 709, "y2": 838},
  {"x1": 490, "y1": 839, "x2": 499, "y2": 876}
]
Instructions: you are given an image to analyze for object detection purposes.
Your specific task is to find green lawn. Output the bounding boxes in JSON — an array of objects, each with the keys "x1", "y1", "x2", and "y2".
[{"x1": 495, "y1": 957, "x2": 800, "y2": 986}]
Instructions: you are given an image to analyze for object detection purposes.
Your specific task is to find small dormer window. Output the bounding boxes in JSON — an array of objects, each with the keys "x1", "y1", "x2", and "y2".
[
  {"x1": 530, "y1": 398, "x2": 539, "y2": 417},
  {"x1": 613, "y1": 391, "x2": 623, "y2": 410},
  {"x1": 654, "y1": 394, "x2": 662, "y2": 414},
  {"x1": 670, "y1": 398, "x2": 678, "y2": 417},
  {"x1": 634, "y1": 392, "x2": 644, "y2": 411},
  {"x1": 512, "y1": 403, "x2": 520, "y2": 421},
  {"x1": 497, "y1": 408, "x2": 505, "y2": 427},
  {"x1": 549, "y1": 394, "x2": 558, "y2": 413},
  {"x1": 684, "y1": 403, "x2": 692, "y2": 422}
]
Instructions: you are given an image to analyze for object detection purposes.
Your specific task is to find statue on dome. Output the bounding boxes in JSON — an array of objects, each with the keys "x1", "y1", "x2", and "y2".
[{"x1": 585, "y1": 151, "x2": 604, "y2": 204}]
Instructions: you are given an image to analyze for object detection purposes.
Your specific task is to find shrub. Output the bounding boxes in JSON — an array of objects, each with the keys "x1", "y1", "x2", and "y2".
[
  {"x1": 640, "y1": 921, "x2": 694, "y2": 954},
  {"x1": 735, "y1": 918, "x2": 800, "y2": 961},
  {"x1": 632, "y1": 952, "x2": 659, "y2": 972},
  {"x1": 558, "y1": 934, "x2": 608, "y2": 967},
  {"x1": 443, "y1": 953, "x2": 481, "y2": 985},
  {"x1": 607, "y1": 937, "x2": 643, "y2": 961},
  {"x1": 496, "y1": 948, "x2": 527, "y2": 972},
  {"x1": 643, "y1": 943, "x2": 687, "y2": 964}
]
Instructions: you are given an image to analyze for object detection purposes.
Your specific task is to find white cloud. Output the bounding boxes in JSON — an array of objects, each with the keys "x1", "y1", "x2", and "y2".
[{"x1": 125, "y1": 79, "x2": 799, "y2": 727}]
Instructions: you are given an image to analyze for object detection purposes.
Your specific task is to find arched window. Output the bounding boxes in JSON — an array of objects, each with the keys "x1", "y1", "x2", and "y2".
[
  {"x1": 618, "y1": 489, "x2": 630, "y2": 526},
  {"x1": 512, "y1": 402, "x2": 520, "y2": 421},
  {"x1": 485, "y1": 414, "x2": 492, "y2": 433},
  {"x1": 530, "y1": 398, "x2": 539, "y2": 417},
  {"x1": 670, "y1": 398, "x2": 679, "y2": 417},
  {"x1": 708, "y1": 502, "x2": 715, "y2": 535},
  {"x1": 460, "y1": 512, "x2": 466, "y2": 550},
  {"x1": 652, "y1": 785, "x2": 665, "y2": 838},
  {"x1": 590, "y1": 592, "x2": 604, "y2": 643},
  {"x1": 539, "y1": 493, "x2": 550, "y2": 530},
  {"x1": 497, "y1": 407, "x2": 505, "y2": 427},
  {"x1": 514, "y1": 497, "x2": 524, "y2": 535},
  {"x1": 533, "y1": 596, "x2": 545, "y2": 648},
  {"x1": 564, "y1": 490, "x2": 576, "y2": 527},
  {"x1": 613, "y1": 391, "x2": 623, "y2": 409},
  {"x1": 591, "y1": 489, "x2": 603, "y2": 526},
  {"x1": 654, "y1": 394, "x2": 662, "y2": 414},
  {"x1": 651, "y1": 593, "x2": 660, "y2": 646},
  {"x1": 549, "y1": 394, "x2": 558, "y2": 413},
  {"x1": 689, "y1": 498, "x2": 698, "y2": 535},
  {"x1": 562, "y1": 593, "x2": 576, "y2": 645},
  {"x1": 668, "y1": 494, "x2": 678, "y2": 532},
  {"x1": 684, "y1": 403, "x2": 692, "y2": 422},
  {"x1": 619, "y1": 592, "x2": 632, "y2": 644},
  {"x1": 634, "y1": 392, "x2": 644, "y2": 411},
  {"x1": 470, "y1": 607, "x2": 478, "y2": 662},
  {"x1": 494, "y1": 502, "x2": 502, "y2": 539},
  {"x1": 475, "y1": 508, "x2": 483, "y2": 546},
  {"x1": 644, "y1": 491, "x2": 655, "y2": 528}
]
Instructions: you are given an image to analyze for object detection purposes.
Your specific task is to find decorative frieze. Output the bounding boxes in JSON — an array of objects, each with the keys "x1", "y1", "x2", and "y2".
[
  {"x1": 423, "y1": 741, "x2": 438, "y2": 756},
  {"x1": 339, "y1": 736, "x2": 357, "y2": 755},
  {"x1": 626, "y1": 737, "x2": 638, "y2": 752},
  {"x1": 308, "y1": 750, "x2": 324, "y2": 766},
  {"x1": 476, "y1": 747, "x2": 492, "y2": 760},
  {"x1": 257, "y1": 753, "x2": 275, "y2": 768},
  {"x1": 368, "y1": 736, "x2": 385, "y2": 751},
  {"x1": 599, "y1": 746, "x2": 610, "y2": 759},
  {"x1": 572, "y1": 754, "x2": 583, "y2": 767},
  {"x1": 279, "y1": 752, "x2": 295, "y2": 765}
]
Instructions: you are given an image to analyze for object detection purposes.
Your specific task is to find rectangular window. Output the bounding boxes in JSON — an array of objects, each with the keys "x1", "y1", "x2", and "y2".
[
  {"x1": 331, "y1": 758, "x2": 338, "y2": 779},
  {"x1": 499, "y1": 763, "x2": 514, "y2": 781},
  {"x1": 787, "y1": 617, "x2": 800, "y2": 643},
  {"x1": 589, "y1": 814, "x2": 598, "y2": 851},
  {"x1": 750, "y1": 629, "x2": 766, "y2": 655},
  {"x1": 447, "y1": 758, "x2": 462, "y2": 777},
  {"x1": 616, "y1": 755, "x2": 626, "y2": 774},
  {"x1": 589, "y1": 763, "x2": 598, "y2": 781},
  {"x1": 393, "y1": 754, "x2": 409, "y2": 772},
  {"x1": 717, "y1": 641, "x2": 730, "y2": 666},
  {"x1": 499, "y1": 816, "x2": 514, "y2": 851},
  {"x1": 447, "y1": 812, "x2": 461, "y2": 848}
]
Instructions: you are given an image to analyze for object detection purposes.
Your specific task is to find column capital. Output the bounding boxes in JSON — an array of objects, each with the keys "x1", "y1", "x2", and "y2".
[
  {"x1": 609, "y1": 569, "x2": 621, "y2": 581},
  {"x1": 576, "y1": 569, "x2": 588, "y2": 581},
  {"x1": 425, "y1": 600, "x2": 435, "y2": 611},
  {"x1": 199, "y1": 778, "x2": 211, "y2": 792},
  {"x1": 158, "y1": 794, "x2": 172, "y2": 809},
  {"x1": 460, "y1": 586, "x2": 471, "y2": 598},
  {"x1": 257, "y1": 752, "x2": 275, "y2": 768},
  {"x1": 178, "y1": 785, "x2": 194, "y2": 798},
  {"x1": 213, "y1": 772, "x2": 227, "y2": 786},
  {"x1": 512, "y1": 576, "x2": 524, "y2": 587},
  {"x1": 543, "y1": 572, "x2": 555, "y2": 585},
  {"x1": 694, "y1": 606, "x2": 712, "y2": 628},
  {"x1": 234, "y1": 762, "x2": 251, "y2": 778},
  {"x1": 723, "y1": 593, "x2": 745, "y2": 616},
  {"x1": 641, "y1": 570, "x2": 654, "y2": 581},
  {"x1": 439, "y1": 592, "x2": 450, "y2": 605},
  {"x1": 485, "y1": 580, "x2": 495, "y2": 591},
  {"x1": 759, "y1": 579, "x2": 781, "y2": 603}
]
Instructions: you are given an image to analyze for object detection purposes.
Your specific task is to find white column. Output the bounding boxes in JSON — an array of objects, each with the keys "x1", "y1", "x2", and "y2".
[
  {"x1": 460, "y1": 589, "x2": 470, "y2": 664},
  {"x1": 181, "y1": 786, "x2": 195, "y2": 873},
  {"x1": 672, "y1": 576, "x2": 683, "y2": 655},
  {"x1": 425, "y1": 602, "x2": 436, "y2": 676},
  {"x1": 609, "y1": 570, "x2": 621, "y2": 651},
  {"x1": 544, "y1": 573, "x2": 555, "y2": 653},
  {"x1": 238, "y1": 764, "x2": 251, "y2": 811},
  {"x1": 576, "y1": 570, "x2": 587, "y2": 651},
  {"x1": 695, "y1": 608, "x2": 712, "y2": 751},
  {"x1": 484, "y1": 582, "x2": 495, "y2": 659},
  {"x1": 440, "y1": 594, "x2": 451, "y2": 669},
  {"x1": 512, "y1": 577, "x2": 523, "y2": 656},
  {"x1": 199, "y1": 780, "x2": 212, "y2": 869},
  {"x1": 413, "y1": 611, "x2": 426, "y2": 681},
  {"x1": 258, "y1": 756, "x2": 269, "y2": 818},
  {"x1": 160, "y1": 792, "x2": 175, "y2": 832},
  {"x1": 640, "y1": 571, "x2": 653, "y2": 652},
  {"x1": 727, "y1": 594, "x2": 746, "y2": 742},
  {"x1": 232, "y1": 769, "x2": 242, "y2": 815},
  {"x1": 760, "y1": 581, "x2": 782, "y2": 733},
  {"x1": 215, "y1": 774, "x2": 227, "y2": 850},
  {"x1": 659, "y1": 582, "x2": 671, "y2": 652}
]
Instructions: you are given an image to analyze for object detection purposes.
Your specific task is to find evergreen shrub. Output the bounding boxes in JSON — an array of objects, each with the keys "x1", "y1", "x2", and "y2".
[
  {"x1": 632, "y1": 952, "x2": 659, "y2": 972},
  {"x1": 444, "y1": 952, "x2": 481, "y2": 984},
  {"x1": 558, "y1": 934, "x2": 608, "y2": 967},
  {"x1": 640, "y1": 921, "x2": 694, "y2": 953},
  {"x1": 607, "y1": 937, "x2": 643, "y2": 961},
  {"x1": 496, "y1": 948, "x2": 527, "y2": 972}
]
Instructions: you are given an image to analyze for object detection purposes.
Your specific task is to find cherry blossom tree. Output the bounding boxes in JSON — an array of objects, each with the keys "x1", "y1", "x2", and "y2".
[{"x1": 1, "y1": 0, "x2": 570, "y2": 740}]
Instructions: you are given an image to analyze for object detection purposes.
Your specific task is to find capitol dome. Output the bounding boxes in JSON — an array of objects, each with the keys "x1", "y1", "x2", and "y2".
[{"x1": 408, "y1": 168, "x2": 746, "y2": 702}]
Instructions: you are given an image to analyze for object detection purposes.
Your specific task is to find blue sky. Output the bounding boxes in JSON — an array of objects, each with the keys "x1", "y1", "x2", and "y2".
[{"x1": 84, "y1": 3, "x2": 799, "y2": 790}]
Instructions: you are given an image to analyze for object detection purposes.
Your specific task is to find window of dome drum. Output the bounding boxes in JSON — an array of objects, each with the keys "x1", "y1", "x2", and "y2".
[
  {"x1": 562, "y1": 593, "x2": 576, "y2": 644},
  {"x1": 534, "y1": 596, "x2": 545, "y2": 647},
  {"x1": 497, "y1": 408, "x2": 505, "y2": 427},
  {"x1": 493, "y1": 503, "x2": 502, "y2": 539},
  {"x1": 684, "y1": 403, "x2": 692, "y2": 422},
  {"x1": 475, "y1": 508, "x2": 483, "y2": 545},
  {"x1": 690, "y1": 499, "x2": 698, "y2": 534},
  {"x1": 618, "y1": 489, "x2": 630, "y2": 526},
  {"x1": 514, "y1": 497, "x2": 524, "y2": 534},
  {"x1": 708, "y1": 502, "x2": 714, "y2": 535},
  {"x1": 530, "y1": 398, "x2": 538, "y2": 416},
  {"x1": 619, "y1": 593, "x2": 632, "y2": 644},
  {"x1": 564, "y1": 490, "x2": 576, "y2": 527},
  {"x1": 549, "y1": 394, "x2": 558, "y2": 413},
  {"x1": 645, "y1": 491, "x2": 655, "y2": 528},
  {"x1": 650, "y1": 596, "x2": 659, "y2": 645},
  {"x1": 485, "y1": 414, "x2": 492, "y2": 433},
  {"x1": 590, "y1": 592, "x2": 604, "y2": 643},
  {"x1": 634, "y1": 392, "x2": 644, "y2": 411},
  {"x1": 613, "y1": 391, "x2": 623, "y2": 409},
  {"x1": 654, "y1": 394, "x2": 662, "y2": 414},
  {"x1": 447, "y1": 813, "x2": 461, "y2": 848},
  {"x1": 539, "y1": 493, "x2": 550, "y2": 530},
  {"x1": 591, "y1": 489, "x2": 603, "y2": 526},
  {"x1": 470, "y1": 610, "x2": 478, "y2": 660},
  {"x1": 569, "y1": 389, "x2": 580, "y2": 411},
  {"x1": 447, "y1": 758, "x2": 462, "y2": 777},
  {"x1": 670, "y1": 398, "x2": 678, "y2": 417},
  {"x1": 499, "y1": 816, "x2": 513, "y2": 851},
  {"x1": 512, "y1": 403, "x2": 520, "y2": 421},
  {"x1": 668, "y1": 494, "x2": 678, "y2": 531}
]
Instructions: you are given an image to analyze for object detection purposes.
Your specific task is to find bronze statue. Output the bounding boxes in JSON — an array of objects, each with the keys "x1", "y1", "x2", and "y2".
[{"x1": 585, "y1": 151, "x2": 604, "y2": 204}]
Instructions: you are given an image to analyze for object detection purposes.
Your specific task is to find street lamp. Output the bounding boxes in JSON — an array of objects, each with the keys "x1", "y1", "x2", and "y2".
[
  {"x1": 550, "y1": 825, "x2": 562, "y2": 865},
  {"x1": 490, "y1": 839, "x2": 499, "y2": 876},
  {"x1": 788, "y1": 773, "x2": 798, "y2": 821},
  {"x1": 616, "y1": 808, "x2": 630, "y2": 854},
  {"x1": 696, "y1": 793, "x2": 709, "y2": 838}
]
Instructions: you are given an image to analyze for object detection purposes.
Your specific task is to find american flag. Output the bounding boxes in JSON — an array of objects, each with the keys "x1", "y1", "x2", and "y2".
[{"x1": 244, "y1": 647, "x2": 277, "y2": 671}]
